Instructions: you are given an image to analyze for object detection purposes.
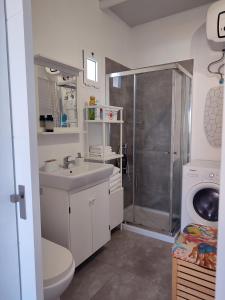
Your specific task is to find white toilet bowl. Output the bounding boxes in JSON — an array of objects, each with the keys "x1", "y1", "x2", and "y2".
[{"x1": 42, "y1": 238, "x2": 75, "y2": 300}]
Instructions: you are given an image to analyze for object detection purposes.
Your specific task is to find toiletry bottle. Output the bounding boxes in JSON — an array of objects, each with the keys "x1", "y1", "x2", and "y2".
[
  {"x1": 88, "y1": 96, "x2": 96, "y2": 120},
  {"x1": 89, "y1": 96, "x2": 96, "y2": 105},
  {"x1": 100, "y1": 108, "x2": 103, "y2": 120},
  {"x1": 94, "y1": 99, "x2": 101, "y2": 121},
  {"x1": 45, "y1": 115, "x2": 54, "y2": 132},
  {"x1": 61, "y1": 113, "x2": 68, "y2": 127},
  {"x1": 39, "y1": 115, "x2": 45, "y2": 128}
]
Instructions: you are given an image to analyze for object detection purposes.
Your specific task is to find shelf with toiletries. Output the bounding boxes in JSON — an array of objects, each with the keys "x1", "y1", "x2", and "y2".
[
  {"x1": 84, "y1": 97, "x2": 124, "y2": 230},
  {"x1": 84, "y1": 97, "x2": 123, "y2": 167},
  {"x1": 34, "y1": 55, "x2": 82, "y2": 134},
  {"x1": 84, "y1": 104, "x2": 123, "y2": 123}
]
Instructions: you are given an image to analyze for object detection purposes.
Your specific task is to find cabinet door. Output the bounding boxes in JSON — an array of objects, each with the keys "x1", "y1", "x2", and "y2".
[
  {"x1": 92, "y1": 182, "x2": 110, "y2": 253},
  {"x1": 40, "y1": 187, "x2": 70, "y2": 248},
  {"x1": 70, "y1": 190, "x2": 93, "y2": 267}
]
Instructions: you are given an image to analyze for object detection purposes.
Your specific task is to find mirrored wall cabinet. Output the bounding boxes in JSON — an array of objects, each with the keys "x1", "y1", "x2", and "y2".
[{"x1": 34, "y1": 55, "x2": 83, "y2": 135}]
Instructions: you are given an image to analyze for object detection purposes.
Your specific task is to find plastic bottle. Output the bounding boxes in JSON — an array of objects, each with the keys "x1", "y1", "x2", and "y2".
[{"x1": 45, "y1": 115, "x2": 54, "y2": 132}]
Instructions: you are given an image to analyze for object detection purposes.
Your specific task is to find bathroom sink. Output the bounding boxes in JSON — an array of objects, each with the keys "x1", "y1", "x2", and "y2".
[{"x1": 39, "y1": 162, "x2": 114, "y2": 191}]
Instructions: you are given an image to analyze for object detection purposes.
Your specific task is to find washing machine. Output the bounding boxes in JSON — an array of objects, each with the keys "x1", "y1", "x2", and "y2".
[{"x1": 181, "y1": 160, "x2": 220, "y2": 229}]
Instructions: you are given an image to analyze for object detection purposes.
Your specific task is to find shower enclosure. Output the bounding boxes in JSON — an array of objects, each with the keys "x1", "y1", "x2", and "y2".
[{"x1": 106, "y1": 63, "x2": 192, "y2": 236}]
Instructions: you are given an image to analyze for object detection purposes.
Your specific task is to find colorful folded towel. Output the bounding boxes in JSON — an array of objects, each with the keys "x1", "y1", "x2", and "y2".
[{"x1": 172, "y1": 224, "x2": 217, "y2": 270}]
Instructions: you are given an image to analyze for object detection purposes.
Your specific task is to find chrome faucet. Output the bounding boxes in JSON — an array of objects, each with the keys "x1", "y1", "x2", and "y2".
[{"x1": 63, "y1": 155, "x2": 75, "y2": 169}]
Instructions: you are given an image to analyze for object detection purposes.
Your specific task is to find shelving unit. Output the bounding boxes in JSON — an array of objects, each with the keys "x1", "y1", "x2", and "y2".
[
  {"x1": 84, "y1": 105, "x2": 123, "y2": 172},
  {"x1": 84, "y1": 105, "x2": 124, "y2": 230}
]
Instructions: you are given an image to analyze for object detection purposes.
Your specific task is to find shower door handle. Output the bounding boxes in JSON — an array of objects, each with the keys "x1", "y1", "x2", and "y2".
[
  {"x1": 135, "y1": 175, "x2": 138, "y2": 191},
  {"x1": 166, "y1": 151, "x2": 177, "y2": 155}
]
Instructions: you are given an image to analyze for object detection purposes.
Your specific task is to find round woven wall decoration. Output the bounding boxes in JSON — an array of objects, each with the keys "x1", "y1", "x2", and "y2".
[{"x1": 204, "y1": 86, "x2": 223, "y2": 148}]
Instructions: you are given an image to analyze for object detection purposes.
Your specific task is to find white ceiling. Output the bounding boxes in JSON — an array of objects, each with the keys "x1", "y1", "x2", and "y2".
[{"x1": 100, "y1": 0, "x2": 216, "y2": 27}]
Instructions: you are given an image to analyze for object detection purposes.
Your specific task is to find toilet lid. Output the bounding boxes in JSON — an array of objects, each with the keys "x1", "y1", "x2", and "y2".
[{"x1": 42, "y1": 238, "x2": 74, "y2": 286}]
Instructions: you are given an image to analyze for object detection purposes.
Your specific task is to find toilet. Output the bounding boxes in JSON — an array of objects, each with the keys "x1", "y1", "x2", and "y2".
[{"x1": 42, "y1": 238, "x2": 75, "y2": 300}]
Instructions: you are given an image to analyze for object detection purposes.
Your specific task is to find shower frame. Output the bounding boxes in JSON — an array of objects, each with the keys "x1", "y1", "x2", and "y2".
[{"x1": 106, "y1": 63, "x2": 192, "y2": 236}]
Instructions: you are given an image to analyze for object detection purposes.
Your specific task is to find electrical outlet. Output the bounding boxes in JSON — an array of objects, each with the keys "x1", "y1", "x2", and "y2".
[{"x1": 218, "y1": 11, "x2": 225, "y2": 38}]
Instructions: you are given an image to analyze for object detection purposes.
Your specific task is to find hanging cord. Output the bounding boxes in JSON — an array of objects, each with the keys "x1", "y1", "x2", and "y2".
[
  {"x1": 207, "y1": 50, "x2": 225, "y2": 84},
  {"x1": 218, "y1": 63, "x2": 224, "y2": 83}
]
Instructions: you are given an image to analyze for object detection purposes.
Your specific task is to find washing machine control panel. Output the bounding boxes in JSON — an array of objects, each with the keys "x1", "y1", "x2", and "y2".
[
  {"x1": 203, "y1": 171, "x2": 219, "y2": 181},
  {"x1": 186, "y1": 168, "x2": 219, "y2": 182},
  {"x1": 187, "y1": 169, "x2": 199, "y2": 177}
]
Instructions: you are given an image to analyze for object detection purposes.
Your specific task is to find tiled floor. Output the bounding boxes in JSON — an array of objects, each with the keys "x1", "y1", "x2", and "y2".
[{"x1": 62, "y1": 229, "x2": 172, "y2": 300}]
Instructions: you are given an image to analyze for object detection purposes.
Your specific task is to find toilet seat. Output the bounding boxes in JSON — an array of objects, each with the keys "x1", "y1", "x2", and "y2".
[{"x1": 42, "y1": 238, "x2": 74, "y2": 287}]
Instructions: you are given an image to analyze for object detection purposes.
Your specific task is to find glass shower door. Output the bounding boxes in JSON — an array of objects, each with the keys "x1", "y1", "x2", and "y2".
[
  {"x1": 108, "y1": 65, "x2": 192, "y2": 236},
  {"x1": 170, "y1": 71, "x2": 192, "y2": 234},
  {"x1": 133, "y1": 70, "x2": 173, "y2": 234},
  {"x1": 170, "y1": 70, "x2": 182, "y2": 234}
]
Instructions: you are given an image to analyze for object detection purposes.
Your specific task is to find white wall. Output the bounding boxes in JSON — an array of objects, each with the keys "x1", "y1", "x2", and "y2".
[
  {"x1": 131, "y1": 4, "x2": 221, "y2": 161},
  {"x1": 32, "y1": 1, "x2": 222, "y2": 165},
  {"x1": 32, "y1": 0, "x2": 132, "y2": 166}
]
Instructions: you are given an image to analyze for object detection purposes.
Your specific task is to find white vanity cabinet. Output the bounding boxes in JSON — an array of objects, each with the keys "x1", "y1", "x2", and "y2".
[
  {"x1": 69, "y1": 181, "x2": 110, "y2": 266},
  {"x1": 40, "y1": 180, "x2": 110, "y2": 267}
]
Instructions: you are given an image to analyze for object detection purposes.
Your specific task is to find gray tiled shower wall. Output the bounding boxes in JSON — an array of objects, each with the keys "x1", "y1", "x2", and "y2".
[
  {"x1": 109, "y1": 70, "x2": 173, "y2": 213},
  {"x1": 135, "y1": 71, "x2": 173, "y2": 212}
]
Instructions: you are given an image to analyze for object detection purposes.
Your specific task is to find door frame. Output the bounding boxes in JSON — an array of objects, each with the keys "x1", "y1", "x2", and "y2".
[
  {"x1": 5, "y1": 0, "x2": 43, "y2": 299},
  {"x1": 216, "y1": 79, "x2": 225, "y2": 299}
]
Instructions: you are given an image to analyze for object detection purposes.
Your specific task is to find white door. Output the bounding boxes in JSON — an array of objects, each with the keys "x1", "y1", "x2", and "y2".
[
  {"x1": 92, "y1": 182, "x2": 110, "y2": 253},
  {"x1": 0, "y1": 0, "x2": 21, "y2": 298},
  {"x1": 0, "y1": 0, "x2": 43, "y2": 299},
  {"x1": 70, "y1": 190, "x2": 93, "y2": 266},
  {"x1": 216, "y1": 69, "x2": 225, "y2": 299}
]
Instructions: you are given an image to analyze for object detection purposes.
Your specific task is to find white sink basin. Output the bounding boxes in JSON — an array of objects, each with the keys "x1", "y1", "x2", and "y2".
[{"x1": 39, "y1": 162, "x2": 114, "y2": 191}]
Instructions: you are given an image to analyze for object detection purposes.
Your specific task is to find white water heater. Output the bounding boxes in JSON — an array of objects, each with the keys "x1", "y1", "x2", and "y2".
[{"x1": 207, "y1": 0, "x2": 225, "y2": 46}]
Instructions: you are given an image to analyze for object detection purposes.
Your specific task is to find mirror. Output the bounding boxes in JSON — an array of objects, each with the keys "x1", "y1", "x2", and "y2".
[{"x1": 34, "y1": 56, "x2": 80, "y2": 133}]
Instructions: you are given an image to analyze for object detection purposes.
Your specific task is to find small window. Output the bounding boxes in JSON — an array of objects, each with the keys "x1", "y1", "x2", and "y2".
[
  {"x1": 87, "y1": 58, "x2": 98, "y2": 82},
  {"x1": 83, "y1": 50, "x2": 99, "y2": 88}
]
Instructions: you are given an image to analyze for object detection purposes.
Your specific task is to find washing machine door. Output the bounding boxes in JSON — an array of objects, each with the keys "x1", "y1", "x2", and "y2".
[{"x1": 186, "y1": 182, "x2": 219, "y2": 226}]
